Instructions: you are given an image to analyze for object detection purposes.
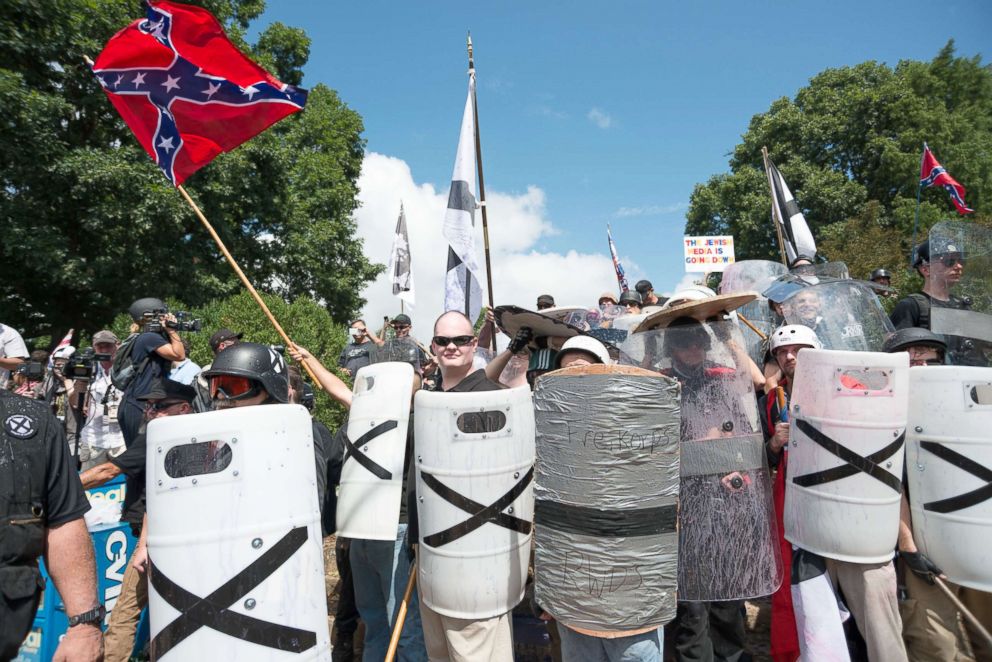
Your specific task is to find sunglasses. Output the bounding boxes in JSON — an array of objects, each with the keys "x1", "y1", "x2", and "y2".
[
  {"x1": 210, "y1": 375, "x2": 262, "y2": 401},
  {"x1": 432, "y1": 335, "x2": 475, "y2": 347},
  {"x1": 145, "y1": 399, "x2": 187, "y2": 412},
  {"x1": 391, "y1": 324, "x2": 410, "y2": 330},
  {"x1": 939, "y1": 256, "x2": 965, "y2": 268}
]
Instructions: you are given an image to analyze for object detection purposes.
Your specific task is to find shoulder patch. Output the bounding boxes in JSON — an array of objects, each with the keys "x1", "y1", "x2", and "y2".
[{"x1": 5, "y1": 414, "x2": 38, "y2": 439}]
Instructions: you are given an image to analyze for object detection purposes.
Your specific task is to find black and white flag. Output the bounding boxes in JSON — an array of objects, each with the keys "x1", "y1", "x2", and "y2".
[
  {"x1": 765, "y1": 157, "x2": 817, "y2": 264},
  {"x1": 441, "y1": 76, "x2": 484, "y2": 322},
  {"x1": 388, "y1": 203, "x2": 415, "y2": 305}
]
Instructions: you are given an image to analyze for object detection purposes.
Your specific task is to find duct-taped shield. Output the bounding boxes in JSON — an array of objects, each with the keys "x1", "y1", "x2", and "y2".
[
  {"x1": 621, "y1": 319, "x2": 782, "y2": 601},
  {"x1": 906, "y1": 366, "x2": 992, "y2": 591},
  {"x1": 414, "y1": 386, "x2": 536, "y2": 618},
  {"x1": 779, "y1": 281, "x2": 893, "y2": 352},
  {"x1": 720, "y1": 261, "x2": 788, "y2": 365},
  {"x1": 146, "y1": 405, "x2": 328, "y2": 660},
  {"x1": 928, "y1": 221, "x2": 992, "y2": 367},
  {"x1": 532, "y1": 364, "x2": 680, "y2": 631},
  {"x1": 336, "y1": 362, "x2": 414, "y2": 540},
  {"x1": 786, "y1": 349, "x2": 909, "y2": 563}
]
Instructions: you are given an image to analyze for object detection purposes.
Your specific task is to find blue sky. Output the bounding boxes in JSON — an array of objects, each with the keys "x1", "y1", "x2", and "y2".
[{"x1": 257, "y1": 0, "x2": 989, "y2": 327}]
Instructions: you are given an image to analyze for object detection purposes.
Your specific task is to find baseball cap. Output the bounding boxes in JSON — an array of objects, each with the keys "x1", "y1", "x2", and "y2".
[
  {"x1": 137, "y1": 378, "x2": 197, "y2": 402},
  {"x1": 392, "y1": 314, "x2": 412, "y2": 326},
  {"x1": 635, "y1": 280, "x2": 653, "y2": 295},
  {"x1": 209, "y1": 328, "x2": 243, "y2": 352},
  {"x1": 92, "y1": 330, "x2": 119, "y2": 345},
  {"x1": 598, "y1": 292, "x2": 618, "y2": 304}
]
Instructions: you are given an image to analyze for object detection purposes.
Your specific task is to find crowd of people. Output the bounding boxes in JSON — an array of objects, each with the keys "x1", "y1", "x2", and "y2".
[{"x1": 1, "y1": 233, "x2": 989, "y2": 662}]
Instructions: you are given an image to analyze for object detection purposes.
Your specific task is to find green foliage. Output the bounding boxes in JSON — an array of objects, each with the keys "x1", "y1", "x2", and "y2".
[
  {"x1": 0, "y1": 0, "x2": 382, "y2": 347},
  {"x1": 107, "y1": 291, "x2": 349, "y2": 431},
  {"x1": 686, "y1": 41, "x2": 992, "y2": 268}
]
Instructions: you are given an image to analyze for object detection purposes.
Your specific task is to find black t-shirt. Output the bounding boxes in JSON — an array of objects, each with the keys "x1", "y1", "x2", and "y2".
[
  {"x1": 0, "y1": 390, "x2": 89, "y2": 527},
  {"x1": 338, "y1": 342, "x2": 372, "y2": 376},
  {"x1": 110, "y1": 431, "x2": 147, "y2": 535},
  {"x1": 123, "y1": 332, "x2": 171, "y2": 404}
]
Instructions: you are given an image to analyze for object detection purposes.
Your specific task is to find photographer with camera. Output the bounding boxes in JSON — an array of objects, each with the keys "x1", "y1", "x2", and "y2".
[
  {"x1": 116, "y1": 298, "x2": 186, "y2": 446},
  {"x1": 64, "y1": 331, "x2": 125, "y2": 470},
  {"x1": 12, "y1": 350, "x2": 47, "y2": 399}
]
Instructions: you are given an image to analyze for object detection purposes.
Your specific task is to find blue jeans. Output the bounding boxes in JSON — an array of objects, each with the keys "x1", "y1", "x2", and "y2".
[
  {"x1": 559, "y1": 625, "x2": 664, "y2": 662},
  {"x1": 350, "y1": 524, "x2": 427, "y2": 661}
]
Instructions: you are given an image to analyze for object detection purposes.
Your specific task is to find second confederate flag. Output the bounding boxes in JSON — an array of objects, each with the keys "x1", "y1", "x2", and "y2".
[{"x1": 920, "y1": 143, "x2": 973, "y2": 215}]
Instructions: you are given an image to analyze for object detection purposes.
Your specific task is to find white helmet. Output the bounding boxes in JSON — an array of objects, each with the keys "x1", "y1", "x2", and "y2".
[
  {"x1": 52, "y1": 345, "x2": 76, "y2": 360},
  {"x1": 769, "y1": 325, "x2": 821, "y2": 353},
  {"x1": 661, "y1": 285, "x2": 716, "y2": 309},
  {"x1": 556, "y1": 335, "x2": 611, "y2": 367}
]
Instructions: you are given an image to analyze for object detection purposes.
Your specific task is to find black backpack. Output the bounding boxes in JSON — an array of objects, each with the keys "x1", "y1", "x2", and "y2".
[{"x1": 110, "y1": 333, "x2": 151, "y2": 391}]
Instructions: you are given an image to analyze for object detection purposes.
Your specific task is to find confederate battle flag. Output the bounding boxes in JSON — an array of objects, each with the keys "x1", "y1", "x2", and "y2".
[
  {"x1": 920, "y1": 143, "x2": 973, "y2": 215},
  {"x1": 92, "y1": 0, "x2": 307, "y2": 185}
]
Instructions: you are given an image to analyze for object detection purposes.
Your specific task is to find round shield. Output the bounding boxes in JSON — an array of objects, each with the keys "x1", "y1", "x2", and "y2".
[
  {"x1": 778, "y1": 281, "x2": 893, "y2": 352},
  {"x1": 906, "y1": 366, "x2": 992, "y2": 591},
  {"x1": 620, "y1": 319, "x2": 782, "y2": 601},
  {"x1": 785, "y1": 349, "x2": 909, "y2": 563},
  {"x1": 146, "y1": 405, "x2": 329, "y2": 660},
  {"x1": 927, "y1": 221, "x2": 992, "y2": 367},
  {"x1": 414, "y1": 386, "x2": 535, "y2": 619},
  {"x1": 634, "y1": 292, "x2": 758, "y2": 333},
  {"x1": 336, "y1": 362, "x2": 414, "y2": 540},
  {"x1": 494, "y1": 305, "x2": 581, "y2": 349},
  {"x1": 533, "y1": 364, "x2": 680, "y2": 631}
]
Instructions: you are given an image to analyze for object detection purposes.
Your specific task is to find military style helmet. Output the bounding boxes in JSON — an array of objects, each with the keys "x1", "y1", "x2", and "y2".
[
  {"x1": 202, "y1": 342, "x2": 289, "y2": 403},
  {"x1": 618, "y1": 290, "x2": 643, "y2": 306},
  {"x1": 882, "y1": 328, "x2": 947, "y2": 355},
  {"x1": 870, "y1": 268, "x2": 891, "y2": 281},
  {"x1": 128, "y1": 297, "x2": 167, "y2": 321}
]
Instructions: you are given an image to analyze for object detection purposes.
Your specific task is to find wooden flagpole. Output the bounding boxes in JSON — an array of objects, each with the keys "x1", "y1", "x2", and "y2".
[
  {"x1": 762, "y1": 146, "x2": 790, "y2": 267},
  {"x1": 384, "y1": 561, "x2": 418, "y2": 662},
  {"x1": 468, "y1": 34, "x2": 497, "y2": 351}
]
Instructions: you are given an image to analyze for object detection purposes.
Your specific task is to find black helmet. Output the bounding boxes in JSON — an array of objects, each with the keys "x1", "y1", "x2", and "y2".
[
  {"x1": 788, "y1": 254, "x2": 814, "y2": 268},
  {"x1": 202, "y1": 342, "x2": 289, "y2": 403},
  {"x1": 870, "y1": 268, "x2": 891, "y2": 281},
  {"x1": 883, "y1": 328, "x2": 947, "y2": 355},
  {"x1": 663, "y1": 317, "x2": 712, "y2": 357},
  {"x1": 129, "y1": 297, "x2": 167, "y2": 321},
  {"x1": 618, "y1": 290, "x2": 642, "y2": 306}
]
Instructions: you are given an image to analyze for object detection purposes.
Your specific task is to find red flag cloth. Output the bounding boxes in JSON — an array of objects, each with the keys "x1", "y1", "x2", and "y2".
[
  {"x1": 93, "y1": 0, "x2": 307, "y2": 185},
  {"x1": 919, "y1": 144, "x2": 973, "y2": 215}
]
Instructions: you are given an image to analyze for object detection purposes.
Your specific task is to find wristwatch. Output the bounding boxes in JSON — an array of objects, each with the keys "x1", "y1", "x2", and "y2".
[{"x1": 67, "y1": 604, "x2": 106, "y2": 627}]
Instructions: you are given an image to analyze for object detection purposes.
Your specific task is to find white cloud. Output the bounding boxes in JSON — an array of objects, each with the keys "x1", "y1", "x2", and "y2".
[
  {"x1": 353, "y1": 152, "x2": 626, "y2": 338},
  {"x1": 587, "y1": 107, "x2": 613, "y2": 129},
  {"x1": 534, "y1": 105, "x2": 568, "y2": 120},
  {"x1": 662, "y1": 271, "x2": 707, "y2": 298},
  {"x1": 614, "y1": 202, "x2": 687, "y2": 218}
]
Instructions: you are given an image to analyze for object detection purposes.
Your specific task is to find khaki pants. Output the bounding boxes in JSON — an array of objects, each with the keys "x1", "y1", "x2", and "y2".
[
  {"x1": 419, "y1": 602, "x2": 513, "y2": 662},
  {"x1": 825, "y1": 558, "x2": 908, "y2": 662},
  {"x1": 103, "y1": 551, "x2": 148, "y2": 662},
  {"x1": 902, "y1": 569, "x2": 992, "y2": 662}
]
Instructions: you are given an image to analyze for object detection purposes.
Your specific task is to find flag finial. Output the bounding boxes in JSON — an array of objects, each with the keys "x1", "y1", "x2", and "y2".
[{"x1": 467, "y1": 33, "x2": 474, "y2": 73}]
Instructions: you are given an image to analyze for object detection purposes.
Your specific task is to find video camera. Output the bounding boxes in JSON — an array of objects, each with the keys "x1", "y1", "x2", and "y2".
[
  {"x1": 62, "y1": 348, "x2": 113, "y2": 383},
  {"x1": 15, "y1": 361, "x2": 45, "y2": 381},
  {"x1": 141, "y1": 309, "x2": 203, "y2": 334}
]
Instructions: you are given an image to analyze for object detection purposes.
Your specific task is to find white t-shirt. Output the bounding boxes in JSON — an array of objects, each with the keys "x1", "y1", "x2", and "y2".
[
  {"x1": 78, "y1": 363, "x2": 125, "y2": 450},
  {"x1": 0, "y1": 323, "x2": 29, "y2": 387}
]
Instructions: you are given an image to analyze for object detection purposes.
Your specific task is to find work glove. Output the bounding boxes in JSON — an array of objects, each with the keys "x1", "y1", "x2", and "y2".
[
  {"x1": 900, "y1": 550, "x2": 943, "y2": 584},
  {"x1": 509, "y1": 327, "x2": 534, "y2": 354}
]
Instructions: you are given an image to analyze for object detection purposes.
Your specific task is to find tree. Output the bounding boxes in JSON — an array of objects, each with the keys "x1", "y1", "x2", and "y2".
[
  {"x1": 685, "y1": 42, "x2": 992, "y2": 268},
  {"x1": 0, "y1": 0, "x2": 382, "y2": 345}
]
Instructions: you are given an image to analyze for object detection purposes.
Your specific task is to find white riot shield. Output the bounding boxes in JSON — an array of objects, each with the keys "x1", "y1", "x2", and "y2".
[
  {"x1": 621, "y1": 320, "x2": 782, "y2": 601},
  {"x1": 906, "y1": 366, "x2": 992, "y2": 591},
  {"x1": 146, "y1": 405, "x2": 328, "y2": 661},
  {"x1": 336, "y1": 362, "x2": 414, "y2": 540},
  {"x1": 779, "y1": 281, "x2": 893, "y2": 352},
  {"x1": 786, "y1": 349, "x2": 909, "y2": 563},
  {"x1": 533, "y1": 365, "x2": 680, "y2": 631},
  {"x1": 414, "y1": 386, "x2": 535, "y2": 619},
  {"x1": 928, "y1": 221, "x2": 992, "y2": 367}
]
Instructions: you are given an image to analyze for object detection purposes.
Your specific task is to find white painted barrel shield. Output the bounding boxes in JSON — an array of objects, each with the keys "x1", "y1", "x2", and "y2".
[
  {"x1": 533, "y1": 365, "x2": 680, "y2": 631},
  {"x1": 414, "y1": 386, "x2": 535, "y2": 619},
  {"x1": 146, "y1": 405, "x2": 329, "y2": 660},
  {"x1": 786, "y1": 349, "x2": 909, "y2": 563},
  {"x1": 906, "y1": 366, "x2": 992, "y2": 591},
  {"x1": 336, "y1": 362, "x2": 414, "y2": 540}
]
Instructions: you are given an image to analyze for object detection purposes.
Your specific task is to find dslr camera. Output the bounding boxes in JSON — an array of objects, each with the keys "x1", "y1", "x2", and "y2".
[
  {"x1": 62, "y1": 348, "x2": 113, "y2": 383},
  {"x1": 141, "y1": 308, "x2": 202, "y2": 334}
]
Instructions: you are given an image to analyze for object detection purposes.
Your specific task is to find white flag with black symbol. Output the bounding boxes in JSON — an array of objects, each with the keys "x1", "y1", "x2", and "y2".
[
  {"x1": 388, "y1": 203, "x2": 415, "y2": 305},
  {"x1": 441, "y1": 76, "x2": 484, "y2": 322},
  {"x1": 765, "y1": 157, "x2": 817, "y2": 264}
]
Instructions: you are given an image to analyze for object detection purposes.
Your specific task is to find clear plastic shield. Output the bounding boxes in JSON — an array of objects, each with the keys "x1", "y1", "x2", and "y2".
[
  {"x1": 620, "y1": 320, "x2": 782, "y2": 601},
  {"x1": 790, "y1": 261, "x2": 850, "y2": 279},
  {"x1": 928, "y1": 221, "x2": 992, "y2": 366},
  {"x1": 906, "y1": 366, "x2": 992, "y2": 591},
  {"x1": 146, "y1": 405, "x2": 329, "y2": 660},
  {"x1": 533, "y1": 365, "x2": 680, "y2": 631},
  {"x1": 779, "y1": 281, "x2": 893, "y2": 352},
  {"x1": 720, "y1": 260, "x2": 788, "y2": 295},
  {"x1": 786, "y1": 349, "x2": 909, "y2": 563},
  {"x1": 721, "y1": 261, "x2": 787, "y2": 363},
  {"x1": 370, "y1": 337, "x2": 423, "y2": 366}
]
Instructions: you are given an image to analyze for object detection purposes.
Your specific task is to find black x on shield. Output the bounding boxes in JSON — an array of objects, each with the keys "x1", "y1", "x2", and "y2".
[
  {"x1": 420, "y1": 467, "x2": 534, "y2": 548},
  {"x1": 919, "y1": 441, "x2": 992, "y2": 513},
  {"x1": 345, "y1": 420, "x2": 398, "y2": 480},
  {"x1": 792, "y1": 419, "x2": 903, "y2": 493},
  {"x1": 149, "y1": 526, "x2": 317, "y2": 658}
]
